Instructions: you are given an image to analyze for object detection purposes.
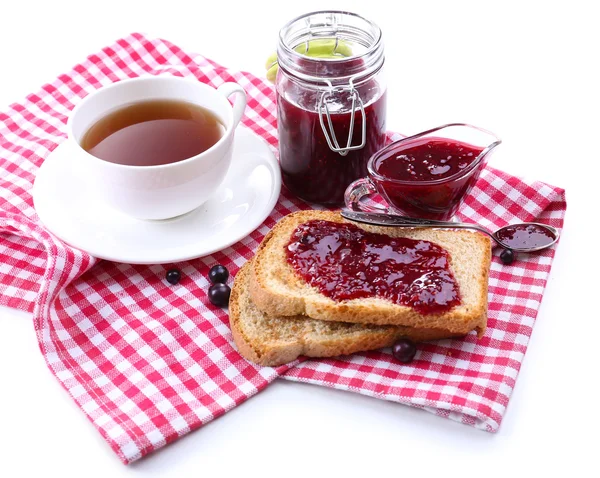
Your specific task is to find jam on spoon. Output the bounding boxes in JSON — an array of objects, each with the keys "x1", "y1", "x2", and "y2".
[
  {"x1": 285, "y1": 220, "x2": 461, "y2": 315},
  {"x1": 494, "y1": 223, "x2": 557, "y2": 250}
]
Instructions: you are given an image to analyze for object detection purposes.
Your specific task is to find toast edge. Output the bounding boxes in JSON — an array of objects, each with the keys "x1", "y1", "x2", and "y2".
[{"x1": 230, "y1": 261, "x2": 306, "y2": 366}]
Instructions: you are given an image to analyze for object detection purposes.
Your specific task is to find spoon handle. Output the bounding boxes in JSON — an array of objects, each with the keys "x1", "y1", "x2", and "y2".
[{"x1": 340, "y1": 210, "x2": 502, "y2": 245}]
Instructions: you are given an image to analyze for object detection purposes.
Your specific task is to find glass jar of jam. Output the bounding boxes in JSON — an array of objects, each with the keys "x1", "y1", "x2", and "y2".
[{"x1": 276, "y1": 11, "x2": 387, "y2": 205}]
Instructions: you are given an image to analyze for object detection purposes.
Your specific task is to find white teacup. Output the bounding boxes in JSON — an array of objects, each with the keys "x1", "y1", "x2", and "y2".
[{"x1": 67, "y1": 76, "x2": 247, "y2": 220}]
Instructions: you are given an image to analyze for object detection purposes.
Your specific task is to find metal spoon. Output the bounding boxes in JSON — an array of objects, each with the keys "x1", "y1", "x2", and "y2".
[{"x1": 340, "y1": 210, "x2": 559, "y2": 253}]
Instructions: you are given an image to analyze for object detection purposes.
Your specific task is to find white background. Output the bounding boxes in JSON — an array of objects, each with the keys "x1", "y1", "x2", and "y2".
[{"x1": 0, "y1": 0, "x2": 598, "y2": 476}]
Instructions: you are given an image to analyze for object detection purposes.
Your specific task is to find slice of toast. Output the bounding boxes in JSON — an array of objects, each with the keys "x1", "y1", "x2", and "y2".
[
  {"x1": 230, "y1": 261, "x2": 462, "y2": 366},
  {"x1": 249, "y1": 211, "x2": 491, "y2": 336}
]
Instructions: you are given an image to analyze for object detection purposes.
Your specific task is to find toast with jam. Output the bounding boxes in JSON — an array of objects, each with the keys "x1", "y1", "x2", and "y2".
[
  {"x1": 229, "y1": 261, "x2": 462, "y2": 366},
  {"x1": 247, "y1": 211, "x2": 491, "y2": 337}
]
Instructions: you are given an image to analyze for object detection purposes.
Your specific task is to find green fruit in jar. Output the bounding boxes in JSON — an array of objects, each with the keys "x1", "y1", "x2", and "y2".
[
  {"x1": 265, "y1": 39, "x2": 353, "y2": 83},
  {"x1": 294, "y1": 38, "x2": 353, "y2": 58}
]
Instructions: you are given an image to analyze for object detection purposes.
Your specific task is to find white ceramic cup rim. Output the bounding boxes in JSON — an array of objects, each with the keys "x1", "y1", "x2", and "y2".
[{"x1": 66, "y1": 76, "x2": 238, "y2": 171}]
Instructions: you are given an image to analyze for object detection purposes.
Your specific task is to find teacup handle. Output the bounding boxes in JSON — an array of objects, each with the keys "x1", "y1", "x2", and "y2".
[
  {"x1": 344, "y1": 177, "x2": 390, "y2": 213},
  {"x1": 217, "y1": 82, "x2": 247, "y2": 128}
]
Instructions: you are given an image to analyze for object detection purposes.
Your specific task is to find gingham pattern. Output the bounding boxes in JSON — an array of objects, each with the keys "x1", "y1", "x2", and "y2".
[{"x1": 0, "y1": 34, "x2": 566, "y2": 462}]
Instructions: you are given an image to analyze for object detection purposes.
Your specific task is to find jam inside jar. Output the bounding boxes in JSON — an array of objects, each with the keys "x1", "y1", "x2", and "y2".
[{"x1": 276, "y1": 11, "x2": 387, "y2": 205}]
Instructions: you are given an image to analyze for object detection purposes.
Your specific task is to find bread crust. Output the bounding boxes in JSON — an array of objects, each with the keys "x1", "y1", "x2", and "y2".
[
  {"x1": 249, "y1": 211, "x2": 491, "y2": 337},
  {"x1": 230, "y1": 261, "x2": 463, "y2": 366}
]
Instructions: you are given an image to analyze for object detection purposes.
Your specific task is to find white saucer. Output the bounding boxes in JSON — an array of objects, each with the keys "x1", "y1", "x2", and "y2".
[{"x1": 32, "y1": 127, "x2": 281, "y2": 264}]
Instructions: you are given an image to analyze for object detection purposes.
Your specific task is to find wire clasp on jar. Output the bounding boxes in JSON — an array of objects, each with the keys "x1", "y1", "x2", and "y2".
[{"x1": 318, "y1": 83, "x2": 366, "y2": 157}]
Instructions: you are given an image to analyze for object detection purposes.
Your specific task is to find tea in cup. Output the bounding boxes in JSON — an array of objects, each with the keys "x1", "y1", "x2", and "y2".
[
  {"x1": 344, "y1": 123, "x2": 501, "y2": 221},
  {"x1": 67, "y1": 76, "x2": 247, "y2": 220}
]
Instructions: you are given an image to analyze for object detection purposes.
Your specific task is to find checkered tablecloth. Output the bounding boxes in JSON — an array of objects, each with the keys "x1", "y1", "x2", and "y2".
[{"x1": 0, "y1": 33, "x2": 566, "y2": 464}]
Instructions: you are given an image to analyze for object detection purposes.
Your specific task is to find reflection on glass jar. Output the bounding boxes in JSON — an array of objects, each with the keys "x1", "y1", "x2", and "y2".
[{"x1": 276, "y1": 11, "x2": 387, "y2": 205}]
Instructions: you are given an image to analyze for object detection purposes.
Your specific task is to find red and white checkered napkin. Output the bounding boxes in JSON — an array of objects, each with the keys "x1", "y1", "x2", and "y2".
[{"x1": 0, "y1": 33, "x2": 566, "y2": 463}]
